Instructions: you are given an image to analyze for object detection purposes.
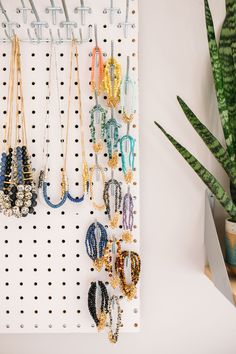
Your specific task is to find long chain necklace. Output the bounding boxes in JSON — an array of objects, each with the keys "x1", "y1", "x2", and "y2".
[
  {"x1": 39, "y1": 44, "x2": 68, "y2": 208},
  {"x1": 66, "y1": 39, "x2": 89, "y2": 203},
  {"x1": 89, "y1": 93, "x2": 107, "y2": 212},
  {"x1": 0, "y1": 36, "x2": 37, "y2": 218},
  {"x1": 108, "y1": 295, "x2": 122, "y2": 344},
  {"x1": 89, "y1": 26, "x2": 108, "y2": 213},
  {"x1": 88, "y1": 281, "x2": 109, "y2": 331}
]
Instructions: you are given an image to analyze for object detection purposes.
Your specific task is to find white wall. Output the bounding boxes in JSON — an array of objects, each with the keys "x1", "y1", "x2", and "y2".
[{"x1": 1, "y1": 0, "x2": 236, "y2": 353}]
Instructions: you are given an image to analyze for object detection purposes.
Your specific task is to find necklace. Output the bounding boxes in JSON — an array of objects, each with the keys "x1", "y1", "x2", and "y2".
[
  {"x1": 0, "y1": 36, "x2": 37, "y2": 218},
  {"x1": 90, "y1": 25, "x2": 104, "y2": 95},
  {"x1": 105, "y1": 115, "x2": 121, "y2": 170},
  {"x1": 88, "y1": 281, "x2": 109, "y2": 331},
  {"x1": 66, "y1": 40, "x2": 89, "y2": 203},
  {"x1": 108, "y1": 295, "x2": 122, "y2": 344},
  {"x1": 103, "y1": 57, "x2": 121, "y2": 108},
  {"x1": 122, "y1": 189, "x2": 134, "y2": 243},
  {"x1": 103, "y1": 178, "x2": 122, "y2": 229},
  {"x1": 120, "y1": 56, "x2": 136, "y2": 123},
  {"x1": 89, "y1": 163, "x2": 106, "y2": 211},
  {"x1": 39, "y1": 44, "x2": 68, "y2": 208},
  {"x1": 116, "y1": 250, "x2": 141, "y2": 300},
  {"x1": 120, "y1": 134, "x2": 135, "y2": 184},
  {"x1": 89, "y1": 100, "x2": 107, "y2": 154},
  {"x1": 85, "y1": 221, "x2": 108, "y2": 271},
  {"x1": 103, "y1": 237, "x2": 122, "y2": 288}
]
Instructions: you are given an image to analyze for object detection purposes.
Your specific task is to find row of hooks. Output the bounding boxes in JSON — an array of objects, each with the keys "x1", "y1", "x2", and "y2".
[{"x1": 0, "y1": 0, "x2": 135, "y2": 43}]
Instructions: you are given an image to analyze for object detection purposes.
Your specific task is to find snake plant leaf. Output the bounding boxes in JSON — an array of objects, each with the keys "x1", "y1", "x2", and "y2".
[
  {"x1": 219, "y1": 0, "x2": 236, "y2": 158},
  {"x1": 177, "y1": 96, "x2": 236, "y2": 185},
  {"x1": 154, "y1": 121, "x2": 236, "y2": 219},
  {"x1": 218, "y1": 0, "x2": 236, "y2": 205},
  {"x1": 204, "y1": 0, "x2": 236, "y2": 164}
]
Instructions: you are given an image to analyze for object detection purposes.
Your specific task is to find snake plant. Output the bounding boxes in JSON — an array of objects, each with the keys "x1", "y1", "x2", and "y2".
[{"x1": 155, "y1": 0, "x2": 236, "y2": 221}]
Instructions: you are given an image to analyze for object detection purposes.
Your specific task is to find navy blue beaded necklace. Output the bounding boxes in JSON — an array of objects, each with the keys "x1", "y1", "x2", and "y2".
[{"x1": 85, "y1": 221, "x2": 108, "y2": 271}]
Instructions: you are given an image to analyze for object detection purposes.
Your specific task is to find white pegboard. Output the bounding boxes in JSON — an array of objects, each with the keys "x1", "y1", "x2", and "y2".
[{"x1": 0, "y1": 0, "x2": 139, "y2": 334}]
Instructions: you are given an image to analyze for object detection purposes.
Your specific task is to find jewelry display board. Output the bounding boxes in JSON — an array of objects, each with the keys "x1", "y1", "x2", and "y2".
[{"x1": 0, "y1": 0, "x2": 140, "y2": 334}]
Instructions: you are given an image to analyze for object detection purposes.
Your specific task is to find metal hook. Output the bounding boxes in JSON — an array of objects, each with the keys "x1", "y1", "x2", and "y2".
[
  {"x1": 74, "y1": 0, "x2": 92, "y2": 26},
  {"x1": 125, "y1": 251, "x2": 130, "y2": 268},
  {"x1": 49, "y1": 28, "x2": 54, "y2": 42},
  {"x1": 4, "y1": 28, "x2": 14, "y2": 41},
  {"x1": 94, "y1": 155, "x2": 100, "y2": 181},
  {"x1": 0, "y1": 0, "x2": 9, "y2": 21},
  {"x1": 112, "y1": 235, "x2": 116, "y2": 254},
  {"x1": 95, "y1": 154, "x2": 99, "y2": 168},
  {"x1": 29, "y1": 0, "x2": 49, "y2": 40},
  {"x1": 78, "y1": 27, "x2": 82, "y2": 43},
  {"x1": 125, "y1": 55, "x2": 130, "y2": 96},
  {"x1": 111, "y1": 107, "x2": 114, "y2": 119},
  {"x1": 94, "y1": 23, "x2": 98, "y2": 49},
  {"x1": 112, "y1": 296, "x2": 115, "y2": 310},
  {"x1": 45, "y1": 0, "x2": 63, "y2": 25},
  {"x1": 0, "y1": 1, "x2": 20, "y2": 39},
  {"x1": 111, "y1": 169, "x2": 115, "y2": 196},
  {"x1": 126, "y1": 56, "x2": 130, "y2": 80},
  {"x1": 16, "y1": 0, "x2": 32, "y2": 24},
  {"x1": 103, "y1": 0, "x2": 121, "y2": 25},
  {"x1": 118, "y1": 0, "x2": 135, "y2": 38},
  {"x1": 127, "y1": 185, "x2": 130, "y2": 194},
  {"x1": 57, "y1": 28, "x2": 63, "y2": 43},
  {"x1": 27, "y1": 28, "x2": 38, "y2": 43},
  {"x1": 94, "y1": 218, "x2": 100, "y2": 239},
  {"x1": 79, "y1": 24, "x2": 92, "y2": 43},
  {"x1": 60, "y1": 0, "x2": 77, "y2": 40},
  {"x1": 94, "y1": 89, "x2": 99, "y2": 107},
  {"x1": 111, "y1": 40, "x2": 114, "y2": 61}
]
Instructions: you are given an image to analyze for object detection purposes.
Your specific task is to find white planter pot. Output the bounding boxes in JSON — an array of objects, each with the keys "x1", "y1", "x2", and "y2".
[{"x1": 225, "y1": 218, "x2": 236, "y2": 274}]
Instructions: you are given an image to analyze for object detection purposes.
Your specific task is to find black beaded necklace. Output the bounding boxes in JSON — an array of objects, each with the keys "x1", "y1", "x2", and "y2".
[
  {"x1": 103, "y1": 178, "x2": 122, "y2": 229},
  {"x1": 88, "y1": 281, "x2": 109, "y2": 331}
]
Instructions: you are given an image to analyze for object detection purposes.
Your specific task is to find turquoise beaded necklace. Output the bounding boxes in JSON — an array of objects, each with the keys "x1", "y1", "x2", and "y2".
[
  {"x1": 120, "y1": 135, "x2": 135, "y2": 176},
  {"x1": 89, "y1": 91, "x2": 107, "y2": 154}
]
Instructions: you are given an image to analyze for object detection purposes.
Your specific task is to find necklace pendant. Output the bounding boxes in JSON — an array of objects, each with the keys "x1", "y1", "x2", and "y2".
[
  {"x1": 97, "y1": 311, "x2": 107, "y2": 331},
  {"x1": 93, "y1": 258, "x2": 103, "y2": 272},
  {"x1": 122, "y1": 230, "x2": 133, "y2": 243},
  {"x1": 124, "y1": 169, "x2": 133, "y2": 184},
  {"x1": 110, "y1": 211, "x2": 119, "y2": 229},
  {"x1": 110, "y1": 274, "x2": 120, "y2": 289},
  {"x1": 108, "y1": 151, "x2": 118, "y2": 169}
]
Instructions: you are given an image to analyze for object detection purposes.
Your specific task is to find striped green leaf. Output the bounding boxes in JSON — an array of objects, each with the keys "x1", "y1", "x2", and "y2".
[
  {"x1": 154, "y1": 121, "x2": 236, "y2": 219},
  {"x1": 219, "y1": 0, "x2": 236, "y2": 202},
  {"x1": 177, "y1": 96, "x2": 236, "y2": 185},
  {"x1": 204, "y1": 0, "x2": 235, "y2": 164}
]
